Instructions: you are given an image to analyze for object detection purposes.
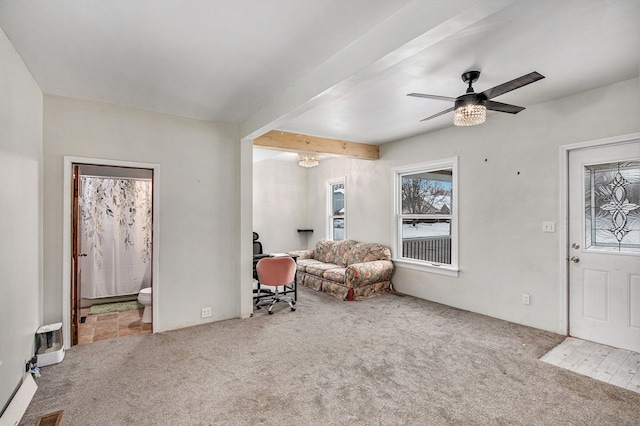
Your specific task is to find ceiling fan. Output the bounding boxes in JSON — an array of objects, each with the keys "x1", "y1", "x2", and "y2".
[{"x1": 407, "y1": 71, "x2": 545, "y2": 126}]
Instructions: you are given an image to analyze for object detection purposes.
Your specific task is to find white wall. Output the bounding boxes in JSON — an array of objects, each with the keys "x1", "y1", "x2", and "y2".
[
  {"x1": 253, "y1": 156, "x2": 392, "y2": 252},
  {"x1": 43, "y1": 95, "x2": 242, "y2": 332},
  {"x1": 253, "y1": 159, "x2": 310, "y2": 252},
  {"x1": 305, "y1": 156, "x2": 392, "y2": 247},
  {"x1": 305, "y1": 78, "x2": 639, "y2": 334},
  {"x1": 0, "y1": 28, "x2": 43, "y2": 412}
]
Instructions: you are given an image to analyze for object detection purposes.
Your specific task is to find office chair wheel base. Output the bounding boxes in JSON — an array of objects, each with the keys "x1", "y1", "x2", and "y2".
[
  {"x1": 291, "y1": 307, "x2": 296, "y2": 312},
  {"x1": 292, "y1": 301, "x2": 296, "y2": 305},
  {"x1": 268, "y1": 310, "x2": 274, "y2": 315}
]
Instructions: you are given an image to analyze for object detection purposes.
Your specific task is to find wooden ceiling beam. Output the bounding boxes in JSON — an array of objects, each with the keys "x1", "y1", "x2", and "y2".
[{"x1": 253, "y1": 130, "x2": 379, "y2": 160}]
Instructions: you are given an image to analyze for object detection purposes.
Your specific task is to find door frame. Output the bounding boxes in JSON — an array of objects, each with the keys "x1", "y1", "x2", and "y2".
[
  {"x1": 558, "y1": 132, "x2": 640, "y2": 337},
  {"x1": 62, "y1": 156, "x2": 160, "y2": 350}
]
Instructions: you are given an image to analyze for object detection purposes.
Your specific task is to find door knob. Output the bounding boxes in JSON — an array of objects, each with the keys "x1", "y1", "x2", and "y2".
[
  {"x1": 79, "y1": 253, "x2": 88, "y2": 257},
  {"x1": 570, "y1": 256, "x2": 580, "y2": 263}
]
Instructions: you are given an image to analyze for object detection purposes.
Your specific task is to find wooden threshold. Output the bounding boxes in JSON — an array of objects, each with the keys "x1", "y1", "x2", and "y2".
[{"x1": 253, "y1": 130, "x2": 379, "y2": 160}]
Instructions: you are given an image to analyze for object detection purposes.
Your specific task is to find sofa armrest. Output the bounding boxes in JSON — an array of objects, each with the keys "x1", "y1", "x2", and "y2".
[
  {"x1": 288, "y1": 249, "x2": 314, "y2": 260},
  {"x1": 345, "y1": 260, "x2": 394, "y2": 288}
]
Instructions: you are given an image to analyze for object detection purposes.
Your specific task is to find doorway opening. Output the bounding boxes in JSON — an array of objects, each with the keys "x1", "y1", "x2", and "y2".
[
  {"x1": 73, "y1": 164, "x2": 153, "y2": 345},
  {"x1": 63, "y1": 157, "x2": 159, "y2": 348}
]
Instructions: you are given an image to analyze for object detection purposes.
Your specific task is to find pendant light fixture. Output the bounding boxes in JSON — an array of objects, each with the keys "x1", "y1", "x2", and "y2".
[{"x1": 298, "y1": 152, "x2": 319, "y2": 168}]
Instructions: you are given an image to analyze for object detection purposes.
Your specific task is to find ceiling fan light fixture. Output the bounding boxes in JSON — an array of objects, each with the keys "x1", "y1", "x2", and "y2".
[
  {"x1": 410, "y1": 70, "x2": 544, "y2": 126},
  {"x1": 453, "y1": 94, "x2": 486, "y2": 126},
  {"x1": 453, "y1": 103, "x2": 486, "y2": 126},
  {"x1": 298, "y1": 152, "x2": 319, "y2": 168}
]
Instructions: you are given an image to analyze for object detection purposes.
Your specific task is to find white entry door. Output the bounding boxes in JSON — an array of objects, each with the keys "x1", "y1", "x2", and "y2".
[{"x1": 569, "y1": 140, "x2": 640, "y2": 353}]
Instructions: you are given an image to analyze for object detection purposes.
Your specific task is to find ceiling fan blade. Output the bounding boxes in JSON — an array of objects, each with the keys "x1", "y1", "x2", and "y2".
[
  {"x1": 407, "y1": 93, "x2": 456, "y2": 102},
  {"x1": 481, "y1": 71, "x2": 545, "y2": 100},
  {"x1": 486, "y1": 100, "x2": 525, "y2": 114},
  {"x1": 419, "y1": 107, "x2": 455, "y2": 122}
]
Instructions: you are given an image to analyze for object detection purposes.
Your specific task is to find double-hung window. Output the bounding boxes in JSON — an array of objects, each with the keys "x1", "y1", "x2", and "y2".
[
  {"x1": 328, "y1": 178, "x2": 345, "y2": 241},
  {"x1": 394, "y1": 158, "x2": 458, "y2": 276}
]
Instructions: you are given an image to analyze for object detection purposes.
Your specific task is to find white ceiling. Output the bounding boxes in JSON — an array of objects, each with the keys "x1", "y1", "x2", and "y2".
[{"x1": 1, "y1": 0, "x2": 638, "y2": 163}]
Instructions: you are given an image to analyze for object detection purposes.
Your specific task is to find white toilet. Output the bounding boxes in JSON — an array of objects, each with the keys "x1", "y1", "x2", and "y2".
[{"x1": 138, "y1": 287, "x2": 152, "y2": 323}]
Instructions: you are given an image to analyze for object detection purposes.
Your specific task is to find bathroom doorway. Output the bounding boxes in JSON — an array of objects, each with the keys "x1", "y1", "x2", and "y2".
[{"x1": 71, "y1": 163, "x2": 154, "y2": 345}]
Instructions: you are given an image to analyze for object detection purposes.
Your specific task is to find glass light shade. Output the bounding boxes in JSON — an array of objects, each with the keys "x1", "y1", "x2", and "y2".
[
  {"x1": 453, "y1": 104, "x2": 487, "y2": 126},
  {"x1": 298, "y1": 152, "x2": 319, "y2": 168}
]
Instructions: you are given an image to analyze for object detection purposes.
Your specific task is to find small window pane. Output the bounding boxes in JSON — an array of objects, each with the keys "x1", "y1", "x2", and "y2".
[
  {"x1": 332, "y1": 183, "x2": 345, "y2": 215},
  {"x1": 402, "y1": 169, "x2": 452, "y2": 214},
  {"x1": 402, "y1": 218, "x2": 451, "y2": 264},
  {"x1": 333, "y1": 218, "x2": 345, "y2": 241}
]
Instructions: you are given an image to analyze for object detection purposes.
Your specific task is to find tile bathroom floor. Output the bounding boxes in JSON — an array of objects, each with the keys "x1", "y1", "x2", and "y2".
[{"x1": 78, "y1": 308, "x2": 151, "y2": 344}]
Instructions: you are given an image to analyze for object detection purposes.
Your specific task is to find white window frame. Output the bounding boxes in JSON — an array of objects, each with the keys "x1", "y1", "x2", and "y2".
[
  {"x1": 393, "y1": 157, "x2": 459, "y2": 277},
  {"x1": 328, "y1": 177, "x2": 346, "y2": 241}
]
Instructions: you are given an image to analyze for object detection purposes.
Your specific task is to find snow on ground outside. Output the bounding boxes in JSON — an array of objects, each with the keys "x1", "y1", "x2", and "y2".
[{"x1": 402, "y1": 222, "x2": 450, "y2": 238}]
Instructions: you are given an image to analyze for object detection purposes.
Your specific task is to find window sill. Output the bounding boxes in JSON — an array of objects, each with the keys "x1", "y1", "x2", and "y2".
[{"x1": 392, "y1": 258, "x2": 459, "y2": 277}]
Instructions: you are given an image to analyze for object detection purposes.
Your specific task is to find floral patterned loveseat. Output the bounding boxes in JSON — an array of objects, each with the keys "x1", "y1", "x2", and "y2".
[{"x1": 288, "y1": 239, "x2": 394, "y2": 301}]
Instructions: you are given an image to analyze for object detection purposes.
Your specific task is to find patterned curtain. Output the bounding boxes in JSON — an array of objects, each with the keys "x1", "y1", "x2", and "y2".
[{"x1": 79, "y1": 177, "x2": 152, "y2": 298}]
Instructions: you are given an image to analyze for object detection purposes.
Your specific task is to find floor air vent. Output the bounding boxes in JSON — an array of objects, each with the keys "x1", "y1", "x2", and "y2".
[{"x1": 36, "y1": 410, "x2": 64, "y2": 426}]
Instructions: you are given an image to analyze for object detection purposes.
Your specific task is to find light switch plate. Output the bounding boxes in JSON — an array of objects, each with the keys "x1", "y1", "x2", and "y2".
[{"x1": 542, "y1": 221, "x2": 555, "y2": 233}]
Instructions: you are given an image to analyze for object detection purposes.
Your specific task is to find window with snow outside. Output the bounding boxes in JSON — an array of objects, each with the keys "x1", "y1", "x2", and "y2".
[{"x1": 397, "y1": 160, "x2": 457, "y2": 269}]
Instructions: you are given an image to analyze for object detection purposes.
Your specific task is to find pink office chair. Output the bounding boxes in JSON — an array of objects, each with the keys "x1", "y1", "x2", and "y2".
[{"x1": 255, "y1": 257, "x2": 297, "y2": 314}]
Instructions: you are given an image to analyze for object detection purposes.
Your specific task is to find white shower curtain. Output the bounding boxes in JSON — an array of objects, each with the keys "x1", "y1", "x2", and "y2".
[{"x1": 80, "y1": 176, "x2": 152, "y2": 299}]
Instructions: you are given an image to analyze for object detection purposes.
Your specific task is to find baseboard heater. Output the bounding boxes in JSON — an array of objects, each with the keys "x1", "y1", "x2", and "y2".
[{"x1": 0, "y1": 374, "x2": 37, "y2": 426}]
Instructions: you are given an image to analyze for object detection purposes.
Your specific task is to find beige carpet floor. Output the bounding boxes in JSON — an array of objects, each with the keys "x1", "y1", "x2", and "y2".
[{"x1": 20, "y1": 286, "x2": 640, "y2": 425}]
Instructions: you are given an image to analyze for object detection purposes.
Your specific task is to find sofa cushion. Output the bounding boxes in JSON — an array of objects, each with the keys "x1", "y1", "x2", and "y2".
[
  {"x1": 305, "y1": 262, "x2": 342, "y2": 277},
  {"x1": 313, "y1": 239, "x2": 334, "y2": 264},
  {"x1": 295, "y1": 258, "x2": 323, "y2": 273},
  {"x1": 314, "y1": 239, "x2": 358, "y2": 266},
  {"x1": 347, "y1": 242, "x2": 391, "y2": 265},
  {"x1": 322, "y1": 267, "x2": 346, "y2": 284}
]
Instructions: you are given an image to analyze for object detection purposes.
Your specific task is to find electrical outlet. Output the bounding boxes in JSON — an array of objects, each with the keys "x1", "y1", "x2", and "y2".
[
  {"x1": 201, "y1": 307, "x2": 212, "y2": 318},
  {"x1": 542, "y1": 221, "x2": 555, "y2": 233},
  {"x1": 522, "y1": 293, "x2": 530, "y2": 305}
]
